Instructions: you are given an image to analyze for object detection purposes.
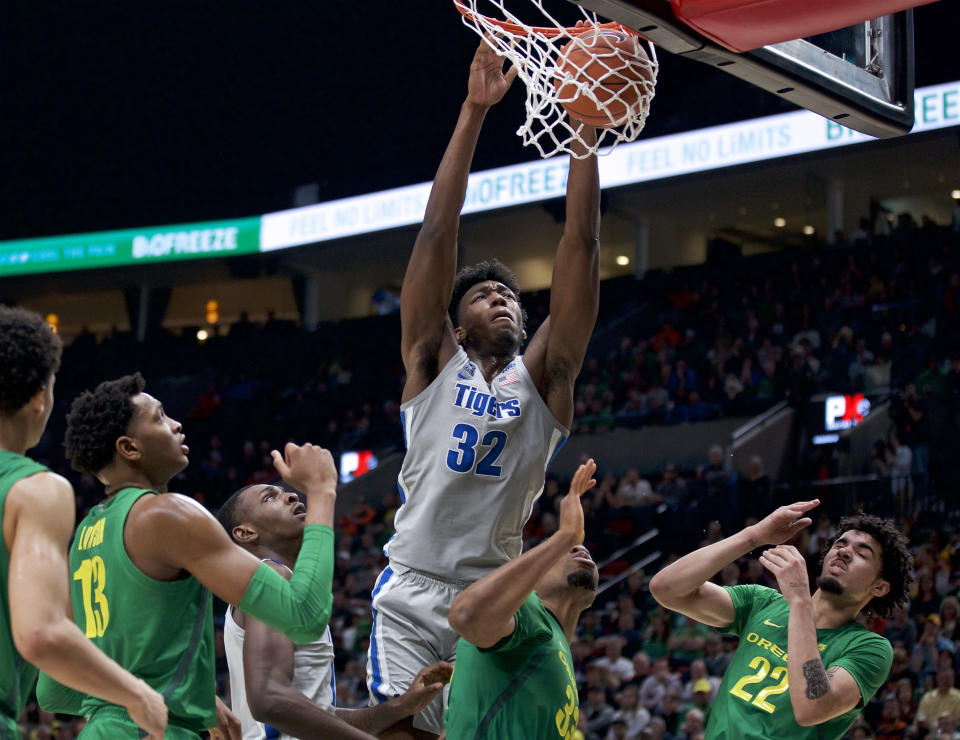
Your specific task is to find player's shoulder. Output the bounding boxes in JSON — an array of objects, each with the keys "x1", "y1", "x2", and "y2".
[
  {"x1": 128, "y1": 490, "x2": 218, "y2": 531},
  {"x1": 8, "y1": 470, "x2": 73, "y2": 509}
]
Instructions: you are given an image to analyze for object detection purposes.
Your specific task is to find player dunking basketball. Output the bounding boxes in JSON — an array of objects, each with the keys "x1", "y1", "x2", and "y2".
[{"x1": 367, "y1": 38, "x2": 600, "y2": 738}]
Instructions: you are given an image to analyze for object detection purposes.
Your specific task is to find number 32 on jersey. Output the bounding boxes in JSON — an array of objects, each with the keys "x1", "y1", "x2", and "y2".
[{"x1": 446, "y1": 423, "x2": 507, "y2": 477}]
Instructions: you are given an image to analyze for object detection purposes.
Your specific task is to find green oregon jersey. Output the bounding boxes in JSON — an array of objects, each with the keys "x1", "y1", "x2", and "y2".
[
  {"x1": 0, "y1": 450, "x2": 48, "y2": 738},
  {"x1": 707, "y1": 585, "x2": 892, "y2": 740},
  {"x1": 444, "y1": 592, "x2": 579, "y2": 740},
  {"x1": 69, "y1": 487, "x2": 216, "y2": 735}
]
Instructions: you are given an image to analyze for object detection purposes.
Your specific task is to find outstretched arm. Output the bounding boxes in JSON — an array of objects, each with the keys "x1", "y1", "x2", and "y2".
[
  {"x1": 128, "y1": 444, "x2": 338, "y2": 644},
  {"x1": 8, "y1": 473, "x2": 167, "y2": 738},
  {"x1": 400, "y1": 38, "x2": 517, "y2": 401},
  {"x1": 449, "y1": 460, "x2": 596, "y2": 647},
  {"x1": 649, "y1": 500, "x2": 819, "y2": 628},
  {"x1": 523, "y1": 126, "x2": 600, "y2": 427}
]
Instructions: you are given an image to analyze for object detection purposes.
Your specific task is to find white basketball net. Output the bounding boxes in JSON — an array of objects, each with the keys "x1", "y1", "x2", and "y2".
[{"x1": 455, "y1": 0, "x2": 658, "y2": 159}]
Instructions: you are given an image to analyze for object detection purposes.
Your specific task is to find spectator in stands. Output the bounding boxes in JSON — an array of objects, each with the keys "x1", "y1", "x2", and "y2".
[
  {"x1": 737, "y1": 455, "x2": 775, "y2": 524},
  {"x1": 611, "y1": 684, "x2": 650, "y2": 739},
  {"x1": 674, "y1": 707, "x2": 705, "y2": 740},
  {"x1": 639, "y1": 657, "x2": 682, "y2": 714},
  {"x1": 655, "y1": 691, "x2": 684, "y2": 737},
  {"x1": 681, "y1": 659, "x2": 720, "y2": 703},
  {"x1": 641, "y1": 613, "x2": 672, "y2": 662},
  {"x1": 887, "y1": 646, "x2": 921, "y2": 694},
  {"x1": 697, "y1": 445, "x2": 737, "y2": 531},
  {"x1": 916, "y1": 666, "x2": 960, "y2": 732},
  {"x1": 928, "y1": 713, "x2": 960, "y2": 740},
  {"x1": 618, "y1": 468, "x2": 656, "y2": 507},
  {"x1": 940, "y1": 597, "x2": 960, "y2": 644},
  {"x1": 583, "y1": 685, "x2": 617, "y2": 740},
  {"x1": 594, "y1": 636, "x2": 635, "y2": 683},
  {"x1": 885, "y1": 604, "x2": 919, "y2": 654},
  {"x1": 912, "y1": 571, "x2": 943, "y2": 621},
  {"x1": 912, "y1": 615, "x2": 955, "y2": 681},
  {"x1": 701, "y1": 633, "x2": 731, "y2": 678},
  {"x1": 667, "y1": 616, "x2": 710, "y2": 669},
  {"x1": 897, "y1": 677, "x2": 920, "y2": 727},
  {"x1": 875, "y1": 696, "x2": 908, "y2": 740}
]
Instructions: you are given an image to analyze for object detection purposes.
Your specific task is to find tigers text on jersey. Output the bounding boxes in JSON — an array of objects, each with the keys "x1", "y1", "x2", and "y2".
[{"x1": 386, "y1": 347, "x2": 568, "y2": 582}]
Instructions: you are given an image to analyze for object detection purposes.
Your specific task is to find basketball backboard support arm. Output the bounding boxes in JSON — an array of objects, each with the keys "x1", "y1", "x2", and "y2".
[{"x1": 574, "y1": 0, "x2": 915, "y2": 138}]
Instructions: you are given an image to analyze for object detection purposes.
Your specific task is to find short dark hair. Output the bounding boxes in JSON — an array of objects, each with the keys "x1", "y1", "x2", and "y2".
[
  {"x1": 216, "y1": 485, "x2": 257, "y2": 541},
  {"x1": 0, "y1": 306, "x2": 62, "y2": 415},
  {"x1": 65, "y1": 373, "x2": 146, "y2": 475},
  {"x1": 448, "y1": 258, "x2": 527, "y2": 328},
  {"x1": 827, "y1": 513, "x2": 912, "y2": 618}
]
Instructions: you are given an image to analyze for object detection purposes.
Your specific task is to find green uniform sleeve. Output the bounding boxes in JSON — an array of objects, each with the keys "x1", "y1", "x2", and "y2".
[
  {"x1": 237, "y1": 524, "x2": 334, "y2": 644},
  {"x1": 830, "y1": 632, "x2": 893, "y2": 708},
  {"x1": 481, "y1": 594, "x2": 552, "y2": 655},
  {"x1": 36, "y1": 672, "x2": 86, "y2": 716}
]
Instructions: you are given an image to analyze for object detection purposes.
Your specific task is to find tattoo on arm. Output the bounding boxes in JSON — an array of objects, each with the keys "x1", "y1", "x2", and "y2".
[{"x1": 802, "y1": 660, "x2": 830, "y2": 700}]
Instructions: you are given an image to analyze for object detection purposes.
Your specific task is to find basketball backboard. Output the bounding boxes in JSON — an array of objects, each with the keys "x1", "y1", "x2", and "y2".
[{"x1": 574, "y1": 0, "x2": 917, "y2": 138}]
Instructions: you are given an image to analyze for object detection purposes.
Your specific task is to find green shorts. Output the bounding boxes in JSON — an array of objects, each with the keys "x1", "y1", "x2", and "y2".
[{"x1": 79, "y1": 706, "x2": 202, "y2": 740}]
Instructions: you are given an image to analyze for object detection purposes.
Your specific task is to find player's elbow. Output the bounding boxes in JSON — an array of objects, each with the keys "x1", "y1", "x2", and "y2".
[
  {"x1": 648, "y1": 570, "x2": 677, "y2": 608},
  {"x1": 448, "y1": 596, "x2": 493, "y2": 647},
  {"x1": 248, "y1": 684, "x2": 293, "y2": 725},
  {"x1": 13, "y1": 620, "x2": 73, "y2": 668},
  {"x1": 793, "y1": 701, "x2": 827, "y2": 727},
  {"x1": 447, "y1": 598, "x2": 476, "y2": 640}
]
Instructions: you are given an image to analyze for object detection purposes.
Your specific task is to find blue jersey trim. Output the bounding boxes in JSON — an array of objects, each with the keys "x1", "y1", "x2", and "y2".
[{"x1": 368, "y1": 566, "x2": 394, "y2": 704}]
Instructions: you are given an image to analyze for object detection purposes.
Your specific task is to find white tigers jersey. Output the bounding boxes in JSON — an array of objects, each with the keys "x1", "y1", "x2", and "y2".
[{"x1": 385, "y1": 346, "x2": 568, "y2": 582}]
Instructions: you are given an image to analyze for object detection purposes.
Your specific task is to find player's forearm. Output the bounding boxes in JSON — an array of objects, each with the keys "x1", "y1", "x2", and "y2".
[
  {"x1": 252, "y1": 688, "x2": 375, "y2": 740},
  {"x1": 449, "y1": 528, "x2": 578, "y2": 645},
  {"x1": 419, "y1": 101, "x2": 486, "y2": 239},
  {"x1": 786, "y1": 598, "x2": 835, "y2": 726},
  {"x1": 239, "y1": 525, "x2": 334, "y2": 643},
  {"x1": 24, "y1": 619, "x2": 150, "y2": 715},
  {"x1": 336, "y1": 703, "x2": 410, "y2": 736},
  {"x1": 650, "y1": 526, "x2": 756, "y2": 605},
  {"x1": 563, "y1": 128, "x2": 600, "y2": 243}
]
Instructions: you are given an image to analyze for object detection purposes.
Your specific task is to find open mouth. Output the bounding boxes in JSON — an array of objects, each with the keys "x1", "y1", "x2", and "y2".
[{"x1": 292, "y1": 502, "x2": 307, "y2": 516}]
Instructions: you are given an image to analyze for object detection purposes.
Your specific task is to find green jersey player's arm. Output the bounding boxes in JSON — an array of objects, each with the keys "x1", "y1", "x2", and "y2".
[
  {"x1": 449, "y1": 461, "x2": 595, "y2": 647},
  {"x1": 7, "y1": 473, "x2": 166, "y2": 734},
  {"x1": 125, "y1": 491, "x2": 334, "y2": 645},
  {"x1": 650, "y1": 500, "x2": 820, "y2": 628}
]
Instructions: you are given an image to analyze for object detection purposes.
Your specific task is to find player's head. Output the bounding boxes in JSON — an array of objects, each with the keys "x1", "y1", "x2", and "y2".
[
  {"x1": 449, "y1": 259, "x2": 527, "y2": 357},
  {"x1": 65, "y1": 372, "x2": 188, "y2": 486},
  {"x1": 537, "y1": 544, "x2": 598, "y2": 610},
  {"x1": 817, "y1": 513, "x2": 910, "y2": 618},
  {"x1": 217, "y1": 483, "x2": 306, "y2": 552},
  {"x1": 0, "y1": 306, "x2": 61, "y2": 447}
]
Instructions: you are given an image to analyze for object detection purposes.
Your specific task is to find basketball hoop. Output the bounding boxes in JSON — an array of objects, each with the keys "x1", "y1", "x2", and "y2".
[{"x1": 453, "y1": 0, "x2": 658, "y2": 159}]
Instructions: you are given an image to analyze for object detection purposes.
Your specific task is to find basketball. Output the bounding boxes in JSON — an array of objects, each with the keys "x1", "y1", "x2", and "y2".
[{"x1": 554, "y1": 28, "x2": 652, "y2": 128}]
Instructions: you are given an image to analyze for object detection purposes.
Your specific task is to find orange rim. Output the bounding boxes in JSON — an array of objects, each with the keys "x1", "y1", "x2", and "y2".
[{"x1": 453, "y1": 0, "x2": 640, "y2": 39}]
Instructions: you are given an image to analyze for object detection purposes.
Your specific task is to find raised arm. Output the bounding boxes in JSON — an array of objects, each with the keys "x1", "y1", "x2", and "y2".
[
  {"x1": 400, "y1": 39, "x2": 517, "y2": 400},
  {"x1": 7, "y1": 473, "x2": 167, "y2": 738},
  {"x1": 523, "y1": 126, "x2": 600, "y2": 426},
  {"x1": 128, "y1": 444, "x2": 338, "y2": 644},
  {"x1": 649, "y1": 500, "x2": 819, "y2": 628},
  {"x1": 448, "y1": 460, "x2": 596, "y2": 647}
]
